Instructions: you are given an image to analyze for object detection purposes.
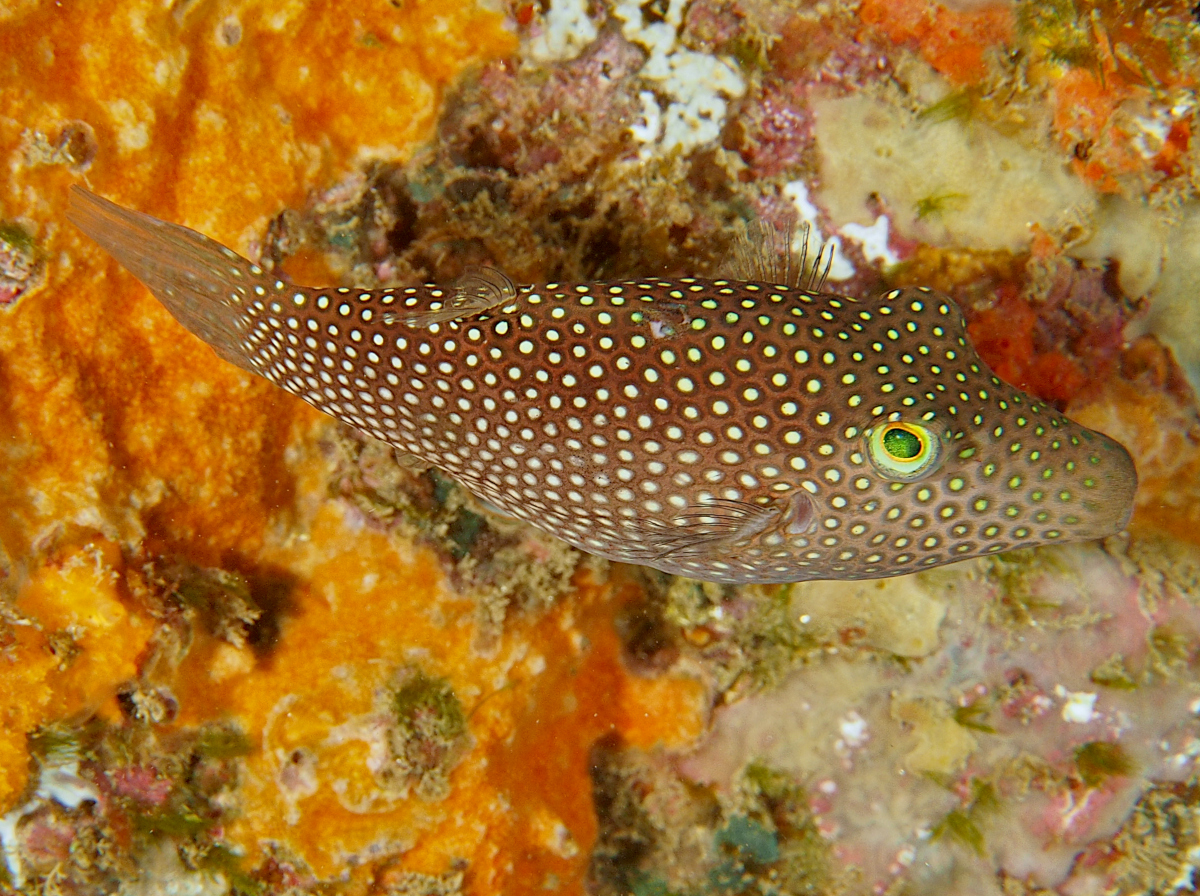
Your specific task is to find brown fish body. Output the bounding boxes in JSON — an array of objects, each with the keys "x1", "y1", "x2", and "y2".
[{"x1": 67, "y1": 187, "x2": 1137, "y2": 584}]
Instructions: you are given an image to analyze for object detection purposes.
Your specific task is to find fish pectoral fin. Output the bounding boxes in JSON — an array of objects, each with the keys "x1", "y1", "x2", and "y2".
[
  {"x1": 722, "y1": 219, "x2": 834, "y2": 293},
  {"x1": 625, "y1": 498, "x2": 785, "y2": 561},
  {"x1": 401, "y1": 266, "x2": 517, "y2": 327}
]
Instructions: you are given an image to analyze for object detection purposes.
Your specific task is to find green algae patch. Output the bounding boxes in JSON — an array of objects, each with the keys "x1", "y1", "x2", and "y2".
[
  {"x1": 1148, "y1": 625, "x2": 1195, "y2": 679},
  {"x1": 1016, "y1": 0, "x2": 1100, "y2": 70},
  {"x1": 0, "y1": 218, "x2": 45, "y2": 309},
  {"x1": 953, "y1": 700, "x2": 996, "y2": 734},
  {"x1": 386, "y1": 669, "x2": 470, "y2": 800},
  {"x1": 150, "y1": 559, "x2": 263, "y2": 649},
  {"x1": 932, "y1": 779, "x2": 1000, "y2": 857},
  {"x1": 716, "y1": 814, "x2": 781, "y2": 865},
  {"x1": 934, "y1": 808, "x2": 985, "y2": 856},
  {"x1": 197, "y1": 844, "x2": 268, "y2": 896},
  {"x1": 734, "y1": 763, "x2": 833, "y2": 896},
  {"x1": 1075, "y1": 741, "x2": 1135, "y2": 788},
  {"x1": 195, "y1": 723, "x2": 253, "y2": 759},
  {"x1": 917, "y1": 89, "x2": 976, "y2": 124},
  {"x1": 0, "y1": 221, "x2": 35, "y2": 254},
  {"x1": 1089, "y1": 653, "x2": 1138, "y2": 690},
  {"x1": 393, "y1": 671, "x2": 467, "y2": 739},
  {"x1": 914, "y1": 191, "x2": 968, "y2": 220}
]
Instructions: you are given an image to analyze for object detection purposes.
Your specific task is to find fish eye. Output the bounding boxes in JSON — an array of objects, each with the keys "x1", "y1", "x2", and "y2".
[{"x1": 866, "y1": 421, "x2": 944, "y2": 481}]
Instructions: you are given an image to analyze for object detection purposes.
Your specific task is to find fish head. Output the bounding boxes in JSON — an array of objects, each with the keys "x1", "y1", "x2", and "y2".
[{"x1": 780, "y1": 286, "x2": 1137, "y2": 576}]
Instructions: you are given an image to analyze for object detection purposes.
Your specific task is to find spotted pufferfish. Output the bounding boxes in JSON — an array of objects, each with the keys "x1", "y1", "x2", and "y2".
[{"x1": 67, "y1": 186, "x2": 1137, "y2": 585}]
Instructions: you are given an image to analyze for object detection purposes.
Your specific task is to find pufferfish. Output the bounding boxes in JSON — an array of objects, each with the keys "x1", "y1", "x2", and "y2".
[{"x1": 67, "y1": 186, "x2": 1137, "y2": 584}]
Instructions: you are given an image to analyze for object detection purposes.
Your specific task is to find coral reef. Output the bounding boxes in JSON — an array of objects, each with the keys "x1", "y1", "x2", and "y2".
[{"x1": 3, "y1": 0, "x2": 1200, "y2": 894}]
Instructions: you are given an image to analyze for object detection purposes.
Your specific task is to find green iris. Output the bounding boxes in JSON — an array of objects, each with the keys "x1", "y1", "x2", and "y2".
[
  {"x1": 882, "y1": 426, "x2": 922, "y2": 460},
  {"x1": 866, "y1": 421, "x2": 945, "y2": 482}
]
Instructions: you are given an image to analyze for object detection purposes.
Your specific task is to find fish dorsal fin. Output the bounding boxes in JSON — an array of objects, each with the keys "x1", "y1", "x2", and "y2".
[
  {"x1": 724, "y1": 220, "x2": 834, "y2": 292},
  {"x1": 399, "y1": 266, "x2": 517, "y2": 327},
  {"x1": 394, "y1": 452, "x2": 431, "y2": 472}
]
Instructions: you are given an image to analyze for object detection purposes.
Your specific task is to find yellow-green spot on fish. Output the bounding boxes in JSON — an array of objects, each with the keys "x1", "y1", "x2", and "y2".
[{"x1": 66, "y1": 187, "x2": 1138, "y2": 584}]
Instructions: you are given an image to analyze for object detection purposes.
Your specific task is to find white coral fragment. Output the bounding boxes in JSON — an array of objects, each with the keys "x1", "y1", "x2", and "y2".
[
  {"x1": 1056, "y1": 685, "x2": 1099, "y2": 724},
  {"x1": 527, "y1": 0, "x2": 599, "y2": 62},
  {"x1": 612, "y1": 0, "x2": 744, "y2": 155},
  {"x1": 784, "y1": 180, "x2": 856, "y2": 282},
  {"x1": 842, "y1": 214, "x2": 901, "y2": 267}
]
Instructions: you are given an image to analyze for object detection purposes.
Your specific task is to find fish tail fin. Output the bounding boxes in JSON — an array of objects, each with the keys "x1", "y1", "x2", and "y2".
[{"x1": 67, "y1": 185, "x2": 265, "y2": 373}]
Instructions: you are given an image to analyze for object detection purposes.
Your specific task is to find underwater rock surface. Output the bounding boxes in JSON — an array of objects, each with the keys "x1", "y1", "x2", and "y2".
[{"x1": 2, "y1": 0, "x2": 1200, "y2": 894}]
